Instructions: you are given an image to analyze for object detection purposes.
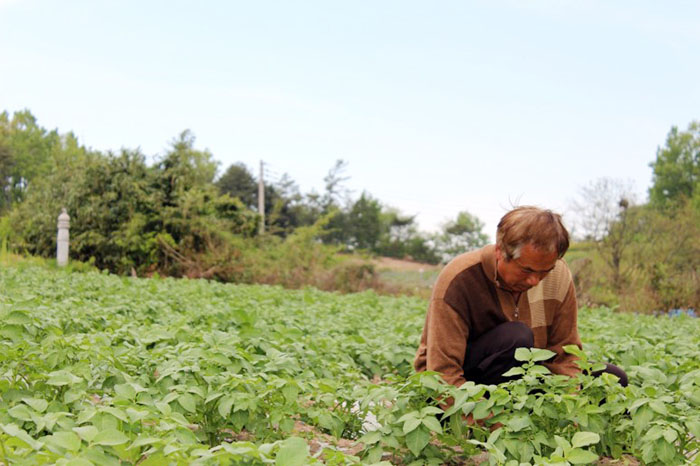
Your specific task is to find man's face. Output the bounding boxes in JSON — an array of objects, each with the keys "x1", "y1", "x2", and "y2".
[{"x1": 495, "y1": 243, "x2": 558, "y2": 292}]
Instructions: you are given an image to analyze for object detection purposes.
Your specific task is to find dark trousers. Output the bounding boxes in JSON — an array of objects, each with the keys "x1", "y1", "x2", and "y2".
[{"x1": 463, "y1": 321, "x2": 628, "y2": 387}]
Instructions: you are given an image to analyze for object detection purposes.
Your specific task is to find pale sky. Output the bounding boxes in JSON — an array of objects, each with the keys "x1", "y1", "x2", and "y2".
[{"x1": 1, "y1": 1, "x2": 698, "y2": 240}]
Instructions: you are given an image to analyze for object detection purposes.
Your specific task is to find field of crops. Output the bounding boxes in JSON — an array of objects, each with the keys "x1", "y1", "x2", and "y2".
[{"x1": 0, "y1": 265, "x2": 698, "y2": 465}]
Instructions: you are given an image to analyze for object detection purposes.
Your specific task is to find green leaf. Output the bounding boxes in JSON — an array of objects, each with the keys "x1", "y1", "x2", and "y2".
[
  {"x1": 514, "y1": 348, "x2": 531, "y2": 361},
  {"x1": 0, "y1": 423, "x2": 43, "y2": 450},
  {"x1": 55, "y1": 458, "x2": 93, "y2": 466},
  {"x1": 0, "y1": 324, "x2": 27, "y2": 341},
  {"x1": 317, "y1": 412, "x2": 344, "y2": 437},
  {"x1": 528, "y1": 365, "x2": 551, "y2": 376},
  {"x1": 419, "y1": 406, "x2": 443, "y2": 416},
  {"x1": 422, "y1": 416, "x2": 443, "y2": 434},
  {"x1": 405, "y1": 426, "x2": 430, "y2": 457},
  {"x1": 563, "y1": 345, "x2": 585, "y2": 358},
  {"x1": 642, "y1": 425, "x2": 663, "y2": 442},
  {"x1": 566, "y1": 448, "x2": 598, "y2": 464},
  {"x1": 205, "y1": 391, "x2": 224, "y2": 404},
  {"x1": 99, "y1": 406, "x2": 128, "y2": 423},
  {"x1": 218, "y1": 396, "x2": 234, "y2": 418},
  {"x1": 662, "y1": 428, "x2": 677, "y2": 443},
  {"x1": 178, "y1": 393, "x2": 197, "y2": 413},
  {"x1": 502, "y1": 367, "x2": 525, "y2": 377},
  {"x1": 47, "y1": 370, "x2": 82, "y2": 386},
  {"x1": 472, "y1": 399, "x2": 492, "y2": 420},
  {"x1": 656, "y1": 439, "x2": 676, "y2": 464},
  {"x1": 5, "y1": 310, "x2": 32, "y2": 325},
  {"x1": 358, "y1": 430, "x2": 382, "y2": 445},
  {"x1": 530, "y1": 348, "x2": 556, "y2": 362},
  {"x1": 92, "y1": 428, "x2": 129, "y2": 446},
  {"x1": 686, "y1": 420, "x2": 700, "y2": 437},
  {"x1": 128, "y1": 436, "x2": 162, "y2": 449},
  {"x1": 648, "y1": 400, "x2": 668, "y2": 415},
  {"x1": 275, "y1": 437, "x2": 309, "y2": 466},
  {"x1": 571, "y1": 431, "x2": 600, "y2": 448},
  {"x1": 46, "y1": 431, "x2": 81, "y2": 452},
  {"x1": 155, "y1": 401, "x2": 171, "y2": 415},
  {"x1": 487, "y1": 427, "x2": 502, "y2": 445},
  {"x1": 8, "y1": 404, "x2": 34, "y2": 421},
  {"x1": 633, "y1": 406, "x2": 654, "y2": 434},
  {"x1": 279, "y1": 417, "x2": 295, "y2": 433},
  {"x1": 553, "y1": 435, "x2": 570, "y2": 450},
  {"x1": 73, "y1": 425, "x2": 99, "y2": 442},
  {"x1": 114, "y1": 383, "x2": 136, "y2": 400},
  {"x1": 403, "y1": 417, "x2": 421, "y2": 434},
  {"x1": 282, "y1": 384, "x2": 298, "y2": 404},
  {"x1": 22, "y1": 397, "x2": 48, "y2": 413},
  {"x1": 505, "y1": 414, "x2": 531, "y2": 432},
  {"x1": 397, "y1": 412, "x2": 419, "y2": 423}
]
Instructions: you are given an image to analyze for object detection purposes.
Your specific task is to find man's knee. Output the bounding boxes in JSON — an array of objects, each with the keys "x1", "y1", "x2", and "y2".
[
  {"x1": 598, "y1": 363, "x2": 628, "y2": 387},
  {"x1": 502, "y1": 321, "x2": 534, "y2": 349}
]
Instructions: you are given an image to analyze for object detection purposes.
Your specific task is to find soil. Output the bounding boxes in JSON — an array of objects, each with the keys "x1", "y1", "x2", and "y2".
[{"x1": 372, "y1": 257, "x2": 441, "y2": 272}]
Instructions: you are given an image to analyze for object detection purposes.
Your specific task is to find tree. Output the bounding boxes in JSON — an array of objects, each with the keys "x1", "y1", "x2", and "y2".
[
  {"x1": 649, "y1": 121, "x2": 699, "y2": 208},
  {"x1": 0, "y1": 141, "x2": 13, "y2": 212},
  {"x1": 434, "y1": 210, "x2": 489, "y2": 262},
  {"x1": 153, "y1": 130, "x2": 219, "y2": 208},
  {"x1": 0, "y1": 109, "x2": 62, "y2": 212},
  {"x1": 571, "y1": 177, "x2": 641, "y2": 292},
  {"x1": 345, "y1": 192, "x2": 383, "y2": 250},
  {"x1": 216, "y1": 163, "x2": 258, "y2": 208},
  {"x1": 322, "y1": 159, "x2": 351, "y2": 211}
]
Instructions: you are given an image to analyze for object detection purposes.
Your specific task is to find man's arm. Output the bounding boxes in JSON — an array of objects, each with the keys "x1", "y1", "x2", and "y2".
[
  {"x1": 543, "y1": 278, "x2": 582, "y2": 377},
  {"x1": 422, "y1": 298, "x2": 471, "y2": 387}
]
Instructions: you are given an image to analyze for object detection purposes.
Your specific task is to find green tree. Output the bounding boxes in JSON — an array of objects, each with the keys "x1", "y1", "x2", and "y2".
[
  {"x1": 216, "y1": 162, "x2": 258, "y2": 208},
  {"x1": 346, "y1": 192, "x2": 383, "y2": 250},
  {"x1": 649, "y1": 120, "x2": 699, "y2": 208},
  {"x1": 153, "y1": 130, "x2": 219, "y2": 208},
  {"x1": 434, "y1": 210, "x2": 489, "y2": 262},
  {"x1": 0, "y1": 110, "x2": 62, "y2": 211},
  {"x1": 10, "y1": 128, "x2": 257, "y2": 276}
]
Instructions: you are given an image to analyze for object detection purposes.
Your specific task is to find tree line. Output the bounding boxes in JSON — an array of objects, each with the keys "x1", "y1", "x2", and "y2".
[
  {"x1": 1, "y1": 109, "x2": 697, "y2": 310},
  {"x1": 0, "y1": 109, "x2": 486, "y2": 279},
  {"x1": 568, "y1": 121, "x2": 699, "y2": 312}
]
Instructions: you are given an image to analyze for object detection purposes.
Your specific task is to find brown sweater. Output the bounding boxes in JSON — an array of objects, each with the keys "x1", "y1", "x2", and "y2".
[{"x1": 414, "y1": 244, "x2": 581, "y2": 387}]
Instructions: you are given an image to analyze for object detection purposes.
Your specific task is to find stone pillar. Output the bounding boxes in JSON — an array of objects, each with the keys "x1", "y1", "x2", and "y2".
[{"x1": 57, "y1": 208, "x2": 70, "y2": 267}]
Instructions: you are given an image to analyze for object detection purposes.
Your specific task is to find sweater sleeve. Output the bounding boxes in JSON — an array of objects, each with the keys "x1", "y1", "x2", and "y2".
[
  {"x1": 543, "y1": 279, "x2": 582, "y2": 377},
  {"x1": 423, "y1": 298, "x2": 470, "y2": 387}
]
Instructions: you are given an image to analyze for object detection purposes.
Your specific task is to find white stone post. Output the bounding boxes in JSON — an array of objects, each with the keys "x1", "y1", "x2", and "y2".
[{"x1": 57, "y1": 208, "x2": 70, "y2": 267}]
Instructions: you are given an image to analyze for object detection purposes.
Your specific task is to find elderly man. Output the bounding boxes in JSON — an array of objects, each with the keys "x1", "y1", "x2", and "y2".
[{"x1": 414, "y1": 206, "x2": 627, "y2": 387}]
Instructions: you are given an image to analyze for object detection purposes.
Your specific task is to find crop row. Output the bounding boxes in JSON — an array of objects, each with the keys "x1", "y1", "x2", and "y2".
[{"x1": 0, "y1": 266, "x2": 698, "y2": 465}]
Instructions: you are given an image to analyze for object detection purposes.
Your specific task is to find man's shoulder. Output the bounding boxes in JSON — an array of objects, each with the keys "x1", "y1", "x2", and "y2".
[
  {"x1": 441, "y1": 245, "x2": 491, "y2": 276},
  {"x1": 432, "y1": 245, "x2": 493, "y2": 299},
  {"x1": 537, "y1": 258, "x2": 573, "y2": 302}
]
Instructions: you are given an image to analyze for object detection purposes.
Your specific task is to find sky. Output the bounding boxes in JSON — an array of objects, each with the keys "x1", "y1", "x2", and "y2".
[{"x1": 1, "y1": 0, "x2": 698, "y2": 241}]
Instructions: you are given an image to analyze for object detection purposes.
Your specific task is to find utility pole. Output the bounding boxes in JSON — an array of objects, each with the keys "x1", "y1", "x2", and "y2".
[{"x1": 258, "y1": 160, "x2": 265, "y2": 235}]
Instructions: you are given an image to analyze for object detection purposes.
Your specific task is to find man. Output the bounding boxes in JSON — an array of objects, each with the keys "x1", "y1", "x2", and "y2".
[{"x1": 414, "y1": 206, "x2": 627, "y2": 387}]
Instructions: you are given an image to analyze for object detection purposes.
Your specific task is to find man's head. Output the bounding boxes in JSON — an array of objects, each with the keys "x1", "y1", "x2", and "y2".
[{"x1": 495, "y1": 206, "x2": 570, "y2": 292}]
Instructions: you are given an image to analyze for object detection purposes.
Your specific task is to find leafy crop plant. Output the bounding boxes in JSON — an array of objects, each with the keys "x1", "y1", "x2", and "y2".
[{"x1": 0, "y1": 265, "x2": 697, "y2": 464}]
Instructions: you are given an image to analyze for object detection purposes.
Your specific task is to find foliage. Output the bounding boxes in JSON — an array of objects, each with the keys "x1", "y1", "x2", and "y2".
[
  {"x1": 648, "y1": 120, "x2": 699, "y2": 209},
  {"x1": 0, "y1": 266, "x2": 698, "y2": 464},
  {"x1": 433, "y1": 210, "x2": 489, "y2": 263},
  {"x1": 216, "y1": 162, "x2": 259, "y2": 209},
  {"x1": 570, "y1": 175, "x2": 699, "y2": 311},
  {"x1": 9, "y1": 133, "x2": 258, "y2": 276},
  {"x1": 0, "y1": 110, "x2": 89, "y2": 213}
]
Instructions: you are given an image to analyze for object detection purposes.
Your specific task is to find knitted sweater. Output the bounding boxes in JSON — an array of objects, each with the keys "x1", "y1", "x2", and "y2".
[{"x1": 414, "y1": 244, "x2": 582, "y2": 387}]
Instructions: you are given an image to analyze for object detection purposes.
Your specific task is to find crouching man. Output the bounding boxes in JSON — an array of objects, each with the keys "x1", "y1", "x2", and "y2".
[{"x1": 414, "y1": 206, "x2": 627, "y2": 387}]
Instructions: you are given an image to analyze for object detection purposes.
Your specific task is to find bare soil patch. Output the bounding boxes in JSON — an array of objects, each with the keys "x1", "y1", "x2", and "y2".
[{"x1": 373, "y1": 257, "x2": 441, "y2": 272}]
